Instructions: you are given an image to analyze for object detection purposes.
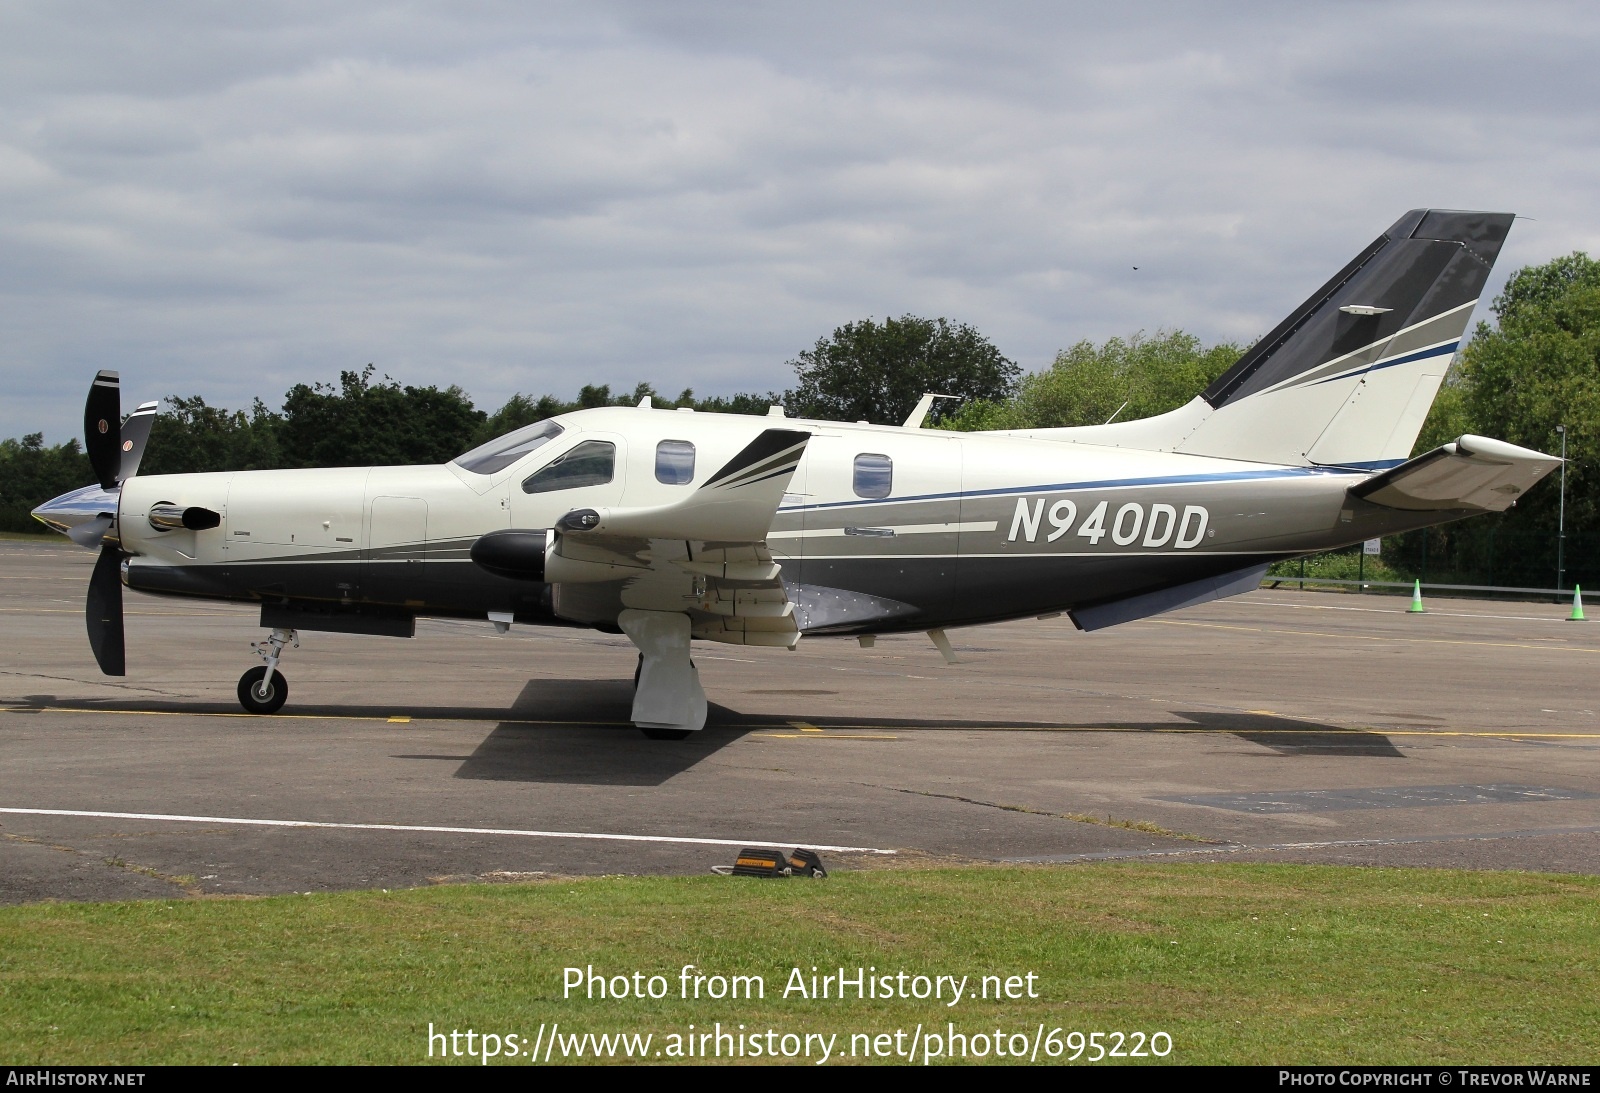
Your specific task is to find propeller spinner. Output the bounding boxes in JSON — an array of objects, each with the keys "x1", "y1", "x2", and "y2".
[{"x1": 30, "y1": 371, "x2": 159, "y2": 677}]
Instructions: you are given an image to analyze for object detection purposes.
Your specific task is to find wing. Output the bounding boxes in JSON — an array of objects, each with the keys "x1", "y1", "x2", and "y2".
[{"x1": 546, "y1": 428, "x2": 811, "y2": 647}]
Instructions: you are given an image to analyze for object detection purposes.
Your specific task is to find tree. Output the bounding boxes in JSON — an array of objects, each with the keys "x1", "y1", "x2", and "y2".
[
  {"x1": 276, "y1": 365, "x2": 484, "y2": 468},
  {"x1": 139, "y1": 395, "x2": 281, "y2": 475},
  {"x1": 686, "y1": 390, "x2": 783, "y2": 417},
  {"x1": 1455, "y1": 251, "x2": 1600, "y2": 542},
  {"x1": 471, "y1": 393, "x2": 571, "y2": 445},
  {"x1": 948, "y1": 330, "x2": 1242, "y2": 431},
  {"x1": 1399, "y1": 251, "x2": 1600, "y2": 587},
  {"x1": 467, "y1": 382, "x2": 777, "y2": 446},
  {"x1": 0, "y1": 433, "x2": 92, "y2": 532},
  {"x1": 785, "y1": 315, "x2": 1019, "y2": 425}
]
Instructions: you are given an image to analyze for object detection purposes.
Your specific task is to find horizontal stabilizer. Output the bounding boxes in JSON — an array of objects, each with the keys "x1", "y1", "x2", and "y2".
[
  {"x1": 1071, "y1": 564, "x2": 1269, "y2": 632},
  {"x1": 1349, "y1": 435, "x2": 1560, "y2": 512}
]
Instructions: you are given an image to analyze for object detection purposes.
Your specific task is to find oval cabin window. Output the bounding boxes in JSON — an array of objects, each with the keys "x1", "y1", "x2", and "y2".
[
  {"x1": 655, "y1": 440, "x2": 695, "y2": 485},
  {"x1": 852, "y1": 453, "x2": 893, "y2": 499}
]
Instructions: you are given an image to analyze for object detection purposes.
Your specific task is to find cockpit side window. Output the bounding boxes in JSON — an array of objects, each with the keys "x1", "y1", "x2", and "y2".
[
  {"x1": 852, "y1": 453, "x2": 893, "y2": 499},
  {"x1": 655, "y1": 440, "x2": 695, "y2": 484},
  {"x1": 452, "y1": 420, "x2": 565, "y2": 475},
  {"x1": 522, "y1": 440, "x2": 616, "y2": 494}
]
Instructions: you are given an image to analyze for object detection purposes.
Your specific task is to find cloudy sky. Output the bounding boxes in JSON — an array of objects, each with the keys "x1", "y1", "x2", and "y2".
[{"x1": 3, "y1": 1, "x2": 1597, "y2": 444}]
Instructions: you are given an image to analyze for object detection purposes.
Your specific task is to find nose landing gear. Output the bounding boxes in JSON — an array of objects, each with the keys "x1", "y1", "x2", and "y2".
[{"x1": 237, "y1": 627, "x2": 298, "y2": 714}]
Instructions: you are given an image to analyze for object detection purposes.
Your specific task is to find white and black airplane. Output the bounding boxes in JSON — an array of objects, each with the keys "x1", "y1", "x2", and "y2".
[{"x1": 33, "y1": 209, "x2": 1561, "y2": 737}]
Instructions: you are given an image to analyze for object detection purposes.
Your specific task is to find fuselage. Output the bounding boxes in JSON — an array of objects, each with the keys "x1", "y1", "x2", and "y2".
[{"x1": 105, "y1": 406, "x2": 1435, "y2": 636}]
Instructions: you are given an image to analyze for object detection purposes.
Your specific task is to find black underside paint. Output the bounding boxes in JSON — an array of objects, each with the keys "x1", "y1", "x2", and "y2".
[
  {"x1": 121, "y1": 492, "x2": 1474, "y2": 637},
  {"x1": 129, "y1": 550, "x2": 1277, "y2": 636},
  {"x1": 126, "y1": 558, "x2": 559, "y2": 626}
]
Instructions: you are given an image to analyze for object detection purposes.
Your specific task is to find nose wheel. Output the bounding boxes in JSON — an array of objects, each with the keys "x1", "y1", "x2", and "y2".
[
  {"x1": 237, "y1": 627, "x2": 297, "y2": 714},
  {"x1": 237, "y1": 665, "x2": 288, "y2": 715}
]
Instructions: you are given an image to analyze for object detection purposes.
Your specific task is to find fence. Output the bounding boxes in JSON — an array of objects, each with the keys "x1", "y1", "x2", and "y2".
[{"x1": 1269, "y1": 523, "x2": 1596, "y2": 598}]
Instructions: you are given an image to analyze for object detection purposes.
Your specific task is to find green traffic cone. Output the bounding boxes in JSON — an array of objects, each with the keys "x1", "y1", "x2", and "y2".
[
  {"x1": 1569, "y1": 585, "x2": 1586, "y2": 622},
  {"x1": 1408, "y1": 579, "x2": 1426, "y2": 613}
]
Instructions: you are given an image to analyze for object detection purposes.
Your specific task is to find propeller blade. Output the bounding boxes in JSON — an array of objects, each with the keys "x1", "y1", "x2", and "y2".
[
  {"x1": 86, "y1": 542, "x2": 126, "y2": 677},
  {"x1": 118, "y1": 401, "x2": 158, "y2": 481},
  {"x1": 65, "y1": 513, "x2": 115, "y2": 549},
  {"x1": 84, "y1": 371, "x2": 122, "y2": 490}
]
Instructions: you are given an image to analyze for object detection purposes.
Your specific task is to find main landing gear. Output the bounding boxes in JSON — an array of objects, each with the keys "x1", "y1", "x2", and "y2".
[
  {"x1": 620, "y1": 609, "x2": 705, "y2": 741},
  {"x1": 634, "y1": 655, "x2": 692, "y2": 740},
  {"x1": 630, "y1": 652, "x2": 694, "y2": 739},
  {"x1": 237, "y1": 627, "x2": 297, "y2": 714}
]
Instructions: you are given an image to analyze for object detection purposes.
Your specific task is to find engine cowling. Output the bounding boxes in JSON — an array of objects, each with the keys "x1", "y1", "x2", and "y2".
[{"x1": 469, "y1": 528, "x2": 551, "y2": 581}]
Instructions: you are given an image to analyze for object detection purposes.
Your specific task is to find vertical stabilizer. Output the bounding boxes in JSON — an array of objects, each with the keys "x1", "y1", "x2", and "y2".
[{"x1": 1018, "y1": 210, "x2": 1514, "y2": 468}]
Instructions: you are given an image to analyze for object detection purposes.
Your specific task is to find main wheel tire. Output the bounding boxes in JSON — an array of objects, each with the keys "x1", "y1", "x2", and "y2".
[{"x1": 237, "y1": 666, "x2": 288, "y2": 715}]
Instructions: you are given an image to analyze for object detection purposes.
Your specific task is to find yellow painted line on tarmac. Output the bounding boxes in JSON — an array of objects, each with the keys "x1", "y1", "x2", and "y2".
[
  {"x1": 2, "y1": 705, "x2": 1596, "y2": 740},
  {"x1": 755, "y1": 733, "x2": 901, "y2": 740},
  {"x1": 1241, "y1": 598, "x2": 1572, "y2": 624},
  {"x1": 0, "y1": 608, "x2": 244, "y2": 617},
  {"x1": 751, "y1": 724, "x2": 1600, "y2": 739},
  {"x1": 1154, "y1": 617, "x2": 1600, "y2": 655},
  {"x1": 0, "y1": 705, "x2": 633, "y2": 727},
  {"x1": 1359, "y1": 730, "x2": 1600, "y2": 739}
]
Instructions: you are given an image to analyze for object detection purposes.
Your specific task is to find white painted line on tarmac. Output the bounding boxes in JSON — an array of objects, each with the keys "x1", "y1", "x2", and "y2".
[
  {"x1": 1156, "y1": 617, "x2": 1600, "y2": 655},
  {"x1": 0, "y1": 806, "x2": 896, "y2": 855},
  {"x1": 1239, "y1": 597, "x2": 1571, "y2": 623}
]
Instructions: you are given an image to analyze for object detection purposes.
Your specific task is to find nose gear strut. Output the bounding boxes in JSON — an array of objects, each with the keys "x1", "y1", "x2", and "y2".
[{"x1": 238, "y1": 627, "x2": 298, "y2": 714}]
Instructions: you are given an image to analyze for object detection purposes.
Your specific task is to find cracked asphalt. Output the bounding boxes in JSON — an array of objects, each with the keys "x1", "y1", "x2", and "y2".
[{"x1": 2, "y1": 538, "x2": 1598, "y2": 902}]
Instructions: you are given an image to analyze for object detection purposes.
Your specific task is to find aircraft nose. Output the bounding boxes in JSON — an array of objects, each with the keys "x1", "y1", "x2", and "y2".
[{"x1": 31, "y1": 484, "x2": 120, "y2": 548}]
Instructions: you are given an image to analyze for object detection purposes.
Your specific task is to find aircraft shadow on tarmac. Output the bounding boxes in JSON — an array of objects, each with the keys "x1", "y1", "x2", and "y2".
[
  {"x1": 772, "y1": 709, "x2": 1406, "y2": 758},
  {"x1": 448, "y1": 686, "x2": 1404, "y2": 786},
  {"x1": 4, "y1": 689, "x2": 1403, "y2": 788},
  {"x1": 1158, "y1": 711, "x2": 1405, "y2": 757},
  {"x1": 451, "y1": 678, "x2": 752, "y2": 787}
]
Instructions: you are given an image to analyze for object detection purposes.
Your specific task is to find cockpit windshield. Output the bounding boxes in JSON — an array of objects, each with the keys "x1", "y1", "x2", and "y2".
[{"x1": 451, "y1": 419, "x2": 566, "y2": 475}]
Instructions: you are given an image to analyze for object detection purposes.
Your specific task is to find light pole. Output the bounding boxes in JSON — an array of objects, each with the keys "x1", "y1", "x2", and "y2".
[{"x1": 1557, "y1": 424, "x2": 1568, "y2": 594}]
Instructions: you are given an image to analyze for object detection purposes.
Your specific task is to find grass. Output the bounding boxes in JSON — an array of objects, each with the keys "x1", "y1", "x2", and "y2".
[
  {"x1": 1269, "y1": 550, "x2": 1406, "y2": 584},
  {"x1": 1, "y1": 864, "x2": 1596, "y2": 1065}
]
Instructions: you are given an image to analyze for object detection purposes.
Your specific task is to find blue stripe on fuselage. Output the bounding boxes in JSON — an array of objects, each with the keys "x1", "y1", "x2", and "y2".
[{"x1": 783, "y1": 464, "x2": 1375, "y2": 514}]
